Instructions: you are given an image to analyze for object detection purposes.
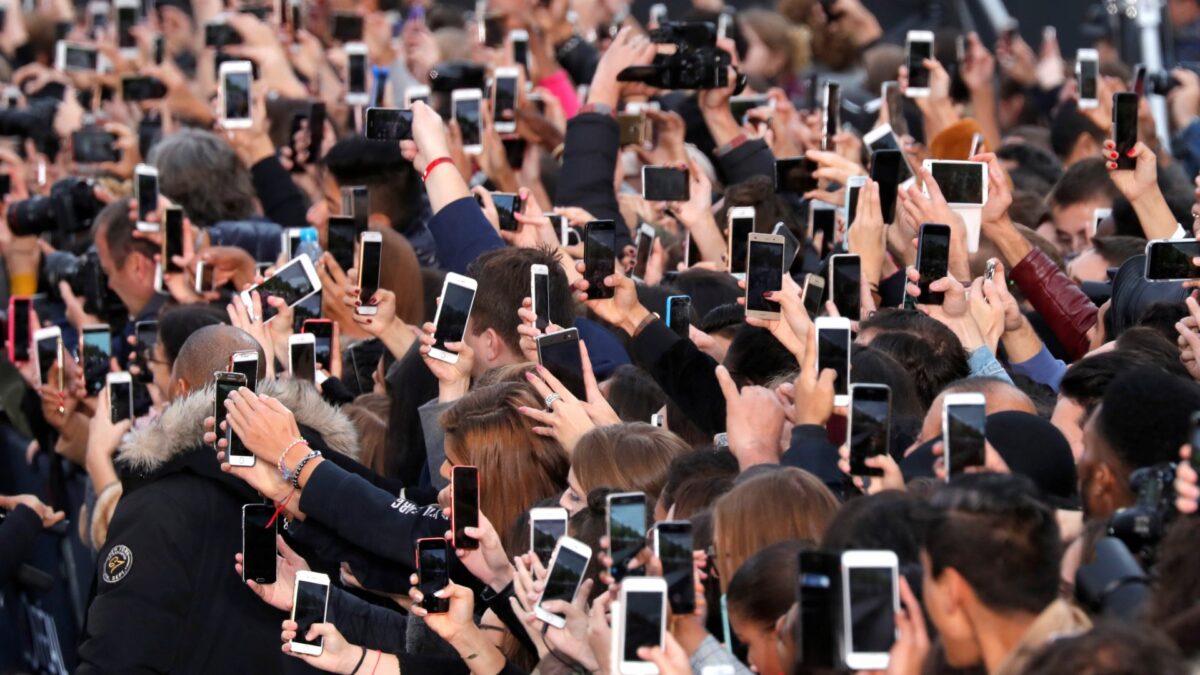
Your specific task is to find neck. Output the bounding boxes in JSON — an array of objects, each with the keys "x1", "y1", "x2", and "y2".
[
  {"x1": 975, "y1": 607, "x2": 1041, "y2": 673},
  {"x1": 124, "y1": 290, "x2": 155, "y2": 320}
]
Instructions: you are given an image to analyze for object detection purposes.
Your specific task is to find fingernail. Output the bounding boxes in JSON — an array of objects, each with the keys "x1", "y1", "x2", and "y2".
[
  {"x1": 525, "y1": 372, "x2": 536, "y2": 381},
  {"x1": 1126, "y1": 148, "x2": 1137, "y2": 157}
]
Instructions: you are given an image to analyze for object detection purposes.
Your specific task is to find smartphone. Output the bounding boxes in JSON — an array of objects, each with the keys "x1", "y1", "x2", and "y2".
[
  {"x1": 510, "y1": 28, "x2": 529, "y2": 69},
  {"x1": 7, "y1": 296, "x2": 31, "y2": 363},
  {"x1": 649, "y1": 3, "x2": 667, "y2": 24},
  {"x1": 809, "y1": 202, "x2": 837, "y2": 258},
  {"x1": 844, "y1": 175, "x2": 867, "y2": 230},
  {"x1": 882, "y1": 81, "x2": 908, "y2": 137},
  {"x1": 924, "y1": 161, "x2": 987, "y2": 209},
  {"x1": 345, "y1": 42, "x2": 369, "y2": 106},
  {"x1": 121, "y1": 75, "x2": 167, "y2": 102},
  {"x1": 969, "y1": 132, "x2": 984, "y2": 157},
  {"x1": 161, "y1": 206, "x2": 183, "y2": 273},
  {"x1": 665, "y1": 295, "x2": 691, "y2": 338},
  {"x1": 1113, "y1": 92, "x2": 1138, "y2": 171},
  {"x1": 822, "y1": 82, "x2": 840, "y2": 151},
  {"x1": 912, "y1": 223, "x2": 951, "y2": 305},
  {"x1": 326, "y1": 216, "x2": 356, "y2": 274},
  {"x1": 354, "y1": 231, "x2": 383, "y2": 315},
  {"x1": 815, "y1": 317, "x2": 851, "y2": 407},
  {"x1": 530, "y1": 263, "x2": 552, "y2": 331},
  {"x1": 242, "y1": 503, "x2": 277, "y2": 584},
  {"x1": 863, "y1": 125, "x2": 916, "y2": 188},
  {"x1": 240, "y1": 255, "x2": 323, "y2": 323},
  {"x1": 430, "y1": 273, "x2": 478, "y2": 363},
  {"x1": 364, "y1": 107, "x2": 413, "y2": 140},
  {"x1": 204, "y1": 19, "x2": 242, "y2": 48},
  {"x1": 214, "y1": 371, "x2": 251, "y2": 464},
  {"x1": 869, "y1": 150, "x2": 902, "y2": 225},
  {"x1": 745, "y1": 233, "x2": 784, "y2": 320},
  {"x1": 534, "y1": 537, "x2": 593, "y2": 628},
  {"x1": 307, "y1": 101, "x2": 326, "y2": 165},
  {"x1": 480, "y1": 12, "x2": 505, "y2": 48},
  {"x1": 905, "y1": 31, "x2": 934, "y2": 97},
  {"x1": 115, "y1": 0, "x2": 138, "y2": 55},
  {"x1": 33, "y1": 326, "x2": 61, "y2": 386},
  {"x1": 942, "y1": 392, "x2": 987, "y2": 476},
  {"x1": 584, "y1": 220, "x2": 616, "y2": 300},
  {"x1": 492, "y1": 66, "x2": 519, "y2": 134},
  {"x1": 618, "y1": 577, "x2": 667, "y2": 675},
  {"x1": 641, "y1": 166, "x2": 689, "y2": 202},
  {"x1": 218, "y1": 60, "x2": 253, "y2": 129},
  {"x1": 134, "y1": 320, "x2": 157, "y2": 379},
  {"x1": 535, "y1": 328, "x2": 586, "y2": 399},
  {"x1": 607, "y1": 492, "x2": 647, "y2": 582},
  {"x1": 1092, "y1": 207, "x2": 1111, "y2": 234},
  {"x1": 798, "y1": 551, "x2": 840, "y2": 668},
  {"x1": 285, "y1": 333, "x2": 315, "y2": 382},
  {"x1": 1190, "y1": 411, "x2": 1200, "y2": 473},
  {"x1": 452, "y1": 465, "x2": 480, "y2": 550},
  {"x1": 416, "y1": 538, "x2": 452, "y2": 613},
  {"x1": 729, "y1": 94, "x2": 770, "y2": 124},
  {"x1": 230, "y1": 349, "x2": 259, "y2": 392},
  {"x1": 774, "y1": 156, "x2": 818, "y2": 195},
  {"x1": 726, "y1": 206, "x2": 756, "y2": 277},
  {"x1": 1144, "y1": 239, "x2": 1200, "y2": 281},
  {"x1": 618, "y1": 112, "x2": 646, "y2": 147},
  {"x1": 81, "y1": 324, "x2": 112, "y2": 397},
  {"x1": 55, "y1": 41, "x2": 99, "y2": 71},
  {"x1": 632, "y1": 224, "x2": 655, "y2": 281},
  {"x1": 452, "y1": 89, "x2": 483, "y2": 155},
  {"x1": 491, "y1": 192, "x2": 523, "y2": 232},
  {"x1": 289, "y1": 571, "x2": 331, "y2": 656},
  {"x1": 1077, "y1": 48, "x2": 1100, "y2": 109},
  {"x1": 802, "y1": 274, "x2": 826, "y2": 318},
  {"x1": 654, "y1": 521, "x2": 694, "y2": 614},
  {"x1": 107, "y1": 371, "x2": 133, "y2": 423},
  {"x1": 841, "y1": 550, "x2": 899, "y2": 670},
  {"x1": 330, "y1": 11, "x2": 363, "y2": 42},
  {"x1": 152, "y1": 33, "x2": 164, "y2": 64},
  {"x1": 848, "y1": 384, "x2": 891, "y2": 476},
  {"x1": 529, "y1": 506, "x2": 569, "y2": 567},
  {"x1": 72, "y1": 129, "x2": 118, "y2": 163},
  {"x1": 405, "y1": 84, "x2": 431, "y2": 108},
  {"x1": 828, "y1": 253, "x2": 862, "y2": 322}
]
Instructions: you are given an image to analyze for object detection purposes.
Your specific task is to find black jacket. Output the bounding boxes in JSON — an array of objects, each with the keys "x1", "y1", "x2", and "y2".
[
  {"x1": 628, "y1": 317, "x2": 726, "y2": 436},
  {"x1": 556, "y1": 112, "x2": 634, "y2": 252}
]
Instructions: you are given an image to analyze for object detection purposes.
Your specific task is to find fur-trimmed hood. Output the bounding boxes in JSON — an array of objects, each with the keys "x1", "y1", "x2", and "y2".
[{"x1": 117, "y1": 378, "x2": 360, "y2": 474}]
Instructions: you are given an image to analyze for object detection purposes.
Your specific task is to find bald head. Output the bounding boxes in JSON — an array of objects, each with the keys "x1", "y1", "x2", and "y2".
[
  {"x1": 171, "y1": 325, "x2": 265, "y2": 396},
  {"x1": 919, "y1": 378, "x2": 1037, "y2": 443}
]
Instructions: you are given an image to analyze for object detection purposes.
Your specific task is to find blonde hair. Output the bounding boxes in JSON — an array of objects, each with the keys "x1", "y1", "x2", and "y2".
[
  {"x1": 571, "y1": 423, "x2": 692, "y2": 503},
  {"x1": 739, "y1": 8, "x2": 811, "y2": 76}
]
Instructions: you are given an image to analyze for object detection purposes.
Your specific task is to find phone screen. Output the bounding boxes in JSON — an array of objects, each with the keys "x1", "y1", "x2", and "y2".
[
  {"x1": 254, "y1": 258, "x2": 317, "y2": 321},
  {"x1": 433, "y1": 282, "x2": 475, "y2": 352},
  {"x1": 11, "y1": 299, "x2": 30, "y2": 362},
  {"x1": 291, "y1": 341, "x2": 315, "y2": 381},
  {"x1": 418, "y1": 540, "x2": 451, "y2": 613},
  {"x1": 455, "y1": 96, "x2": 481, "y2": 147},
  {"x1": 947, "y1": 403, "x2": 986, "y2": 473},
  {"x1": 667, "y1": 296, "x2": 691, "y2": 338},
  {"x1": 135, "y1": 321, "x2": 157, "y2": 367},
  {"x1": 163, "y1": 208, "x2": 183, "y2": 272},
  {"x1": 817, "y1": 327, "x2": 850, "y2": 399},
  {"x1": 811, "y1": 207, "x2": 836, "y2": 258},
  {"x1": 533, "y1": 271, "x2": 551, "y2": 330},
  {"x1": 332, "y1": 13, "x2": 363, "y2": 41},
  {"x1": 747, "y1": 239, "x2": 783, "y2": 313},
  {"x1": 243, "y1": 504, "x2": 278, "y2": 584},
  {"x1": 608, "y1": 495, "x2": 646, "y2": 581},
  {"x1": 453, "y1": 466, "x2": 480, "y2": 549},
  {"x1": 73, "y1": 130, "x2": 117, "y2": 163},
  {"x1": 916, "y1": 225, "x2": 951, "y2": 303},
  {"x1": 623, "y1": 590, "x2": 663, "y2": 662},
  {"x1": 513, "y1": 37, "x2": 529, "y2": 68},
  {"x1": 541, "y1": 545, "x2": 589, "y2": 608},
  {"x1": 232, "y1": 355, "x2": 259, "y2": 393},
  {"x1": 491, "y1": 193, "x2": 521, "y2": 232},
  {"x1": 849, "y1": 387, "x2": 890, "y2": 476},
  {"x1": 822, "y1": 83, "x2": 840, "y2": 150},
  {"x1": 1079, "y1": 58, "x2": 1098, "y2": 100},
  {"x1": 224, "y1": 71, "x2": 252, "y2": 121},
  {"x1": 66, "y1": 45, "x2": 99, "y2": 70},
  {"x1": 799, "y1": 552, "x2": 839, "y2": 668},
  {"x1": 1114, "y1": 93, "x2": 1138, "y2": 168},
  {"x1": 846, "y1": 183, "x2": 863, "y2": 229},
  {"x1": 803, "y1": 277, "x2": 825, "y2": 317},
  {"x1": 633, "y1": 229, "x2": 653, "y2": 280},
  {"x1": 658, "y1": 525, "x2": 694, "y2": 614},
  {"x1": 907, "y1": 39, "x2": 932, "y2": 89},
  {"x1": 110, "y1": 379, "x2": 132, "y2": 422},
  {"x1": 532, "y1": 517, "x2": 567, "y2": 566},
  {"x1": 300, "y1": 324, "x2": 331, "y2": 371},
  {"x1": 82, "y1": 327, "x2": 111, "y2": 396},
  {"x1": 774, "y1": 157, "x2": 818, "y2": 195},
  {"x1": 327, "y1": 217, "x2": 356, "y2": 273},
  {"x1": 538, "y1": 330, "x2": 585, "y2": 399},
  {"x1": 643, "y1": 167, "x2": 689, "y2": 201},
  {"x1": 929, "y1": 163, "x2": 983, "y2": 204},
  {"x1": 359, "y1": 239, "x2": 382, "y2": 298},
  {"x1": 870, "y1": 150, "x2": 902, "y2": 225},
  {"x1": 117, "y1": 6, "x2": 137, "y2": 48},
  {"x1": 1146, "y1": 240, "x2": 1200, "y2": 280},
  {"x1": 215, "y1": 374, "x2": 252, "y2": 460},
  {"x1": 831, "y1": 256, "x2": 862, "y2": 321},
  {"x1": 728, "y1": 214, "x2": 756, "y2": 274},
  {"x1": 494, "y1": 76, "x2": 517, "y2": 123},
  {"x1": 293, "y1": 579, "x2": 328, "y2": 649},
  {"x1": 848, "y1": 566, "x2": 896, "y2": 654},
  {"x1": 137, "y1": 172, "x2": 158, "y2": 223},
  {"x1": 365, "y1": 108, "x2": 413, "y2": 140},
  {"x1": 36, "y1": 335, "x2": 59, "y2": 385},
  {"x1": 584, "y1": 221, "x2": 616, "y2": 300},
  {"x1": 348, "y1": 53, "x2": 367, "y2": 94},
  {"x1": 884, "y1": 82, "x2": 908, "y2": 136}
]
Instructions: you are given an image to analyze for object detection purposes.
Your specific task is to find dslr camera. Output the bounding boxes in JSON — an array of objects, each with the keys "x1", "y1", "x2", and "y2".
[
  {"x1": 8, "y1": 177, "x2": 102, "y2": 250},
  {"x1": 43, "y1": 246, "x2": 123, "y2": 319},
  {"x1": 617, "y1": 22, "x2": 736, "y2": 90},
  {"x1": 1106, "y1": 463, "x2": 1176, "y2": 563}
]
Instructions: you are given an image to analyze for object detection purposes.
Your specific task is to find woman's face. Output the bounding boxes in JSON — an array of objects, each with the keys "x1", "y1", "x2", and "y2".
[
  {"x1": 730, "y1": 613, "x2": 784, "y2": 675},
  {"x1": 559, "y1": 468, "x2": 586, "y2": 515},
  {"x1": 740, "y1": 24, "x2": 784, "y2": 80}
]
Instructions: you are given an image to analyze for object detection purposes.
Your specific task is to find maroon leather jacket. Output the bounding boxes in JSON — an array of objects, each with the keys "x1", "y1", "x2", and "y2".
[{"x1": 1009, "y1": 246, "x2": 1098, "y2": 361}]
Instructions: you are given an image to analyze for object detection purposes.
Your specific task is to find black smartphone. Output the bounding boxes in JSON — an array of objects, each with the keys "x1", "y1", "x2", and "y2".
[
  {"x1": 432, "y1": 276, "x2": 476, "y2": 357},
  {"x1": 822, "y1": 82, "x2": 840, "y2": 151},
  {"x1": 584, "y1": 220, "x2": 616, "y2": 300},
  {"x1": 536, "y1": 328, "x2": 586, "y2": 399},
  {"x1": 481, "y1": 13, "x2": 505, "y2": 47},
  {"x1": 162, "y1": 207, "x2": 184, "y2": 273},
  {"x1": 607, "y1": 492, "x2": 647, "y2": 582},
  {"x1": 10, "y1": 297, "x2": 30, "y2": 363},
  {"x1": 242, "y1": 503, "x2": 278, "y2": 584},
  {"x1": 641, "y1": 166, "x2": 689, "y2": 201},
  {"x1": 1113, "y1": 92, "x2": 1138, "y2": 171},
  {"x1": 944, "y1": 396, "x2": 987, "y2": 475},
  {"x1": 364, "y1": 107, "x2": 414, "y2": 141},
  {"x1": 327, "y1": 216, "x2": 357, "y2": 273},
  {"x1": 82, "y1": 324, "x2": 112, "y2": 397},
  {"x1": 330, "y1": 12, "x2": 363, "y2": 42},
  {"x1": 108, "y1": 374, "x2": 133, "y2": 423},
  {"x1": 213, "y1": 371, "x2": 248, "y2": 459},
  {"x1": 452, "y1": 465, "x2": 480, "y2": 550},
  {"x1": 1190, "y1": 411, "x2": 1200, "y2": 473},
  {"x1": 816, "y1": 321, "x2": 851, "y2": 402},
  {"x1": 829, "y1": 254, "x2": 862, "y2": 321},
  {"x1": 809, "y1": 204, "x2": 837, "y2": 259},
  {"x1": 870, "y1": 150, "x2": 901, "y2": 225},
  {"x1": 491, "y1": 192, "x2": 523, "y2": 232},
  {"x1": 309, "y1": 102, "x2": 326, "y2": 165},
  {"x1": 345, "y1": 185, "x2": 369, "y2": 234},
  {"x1": 72, "y1": 129, "x2": 118, "y2": 163},
  {"x1": 655, "y1": 521, "x2": 694, "y2": 614},
  {"x1": 797, "y1": 551, "x2": 840, "y2": 668},
  {"x1": 301, "y1": 320, "x2": 334, "y2": 370},
  {"x1": 914, "y1": 223, "x2": 951, "y2": 304},
  {"x1": 135, "y1": 320, "x2": 157, "y2": 379},
  {"x1": 883, "y1": 81, "x2": 908, "y2": 137},
  {"x1": 1145, "y1": 239, "x2": 1200, "y2": 280},
  {"x1": 849, "y1": 384, "x2": 891, "y2": 476},
  {"x1": 803, "y1": 274, "x2": 826, "y2": 318},
  {"x1": 417, "y1": 538, "x2": 452, "y2": 613},
  {"x1": 845, "y1": 179, "x2": 864, "y2": 230},
  {"x1": 774, "y1": 156, "x2": 818, "y2": 195},
  {"x1": 204, "y1": 21, "x2": 243, "y2": 48},
  {"x1": 746, "y1": 235, "x2": 784, "y2": 317},
  {"x1": 121, "y1": 75, "x2": 167, "y2": 101},
  {"x1": 666, "y1": 295, "x2": 691, "y2": 338}
]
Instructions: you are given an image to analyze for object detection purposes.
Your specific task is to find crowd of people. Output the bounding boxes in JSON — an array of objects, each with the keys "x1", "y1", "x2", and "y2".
[{"x1": 3, "y1": 0, "x2": 1200, "y2": 672}]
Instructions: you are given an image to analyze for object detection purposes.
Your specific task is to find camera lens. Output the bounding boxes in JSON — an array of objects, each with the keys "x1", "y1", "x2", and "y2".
[{"x1": 7, "y1": 195, "x2": 55, "y2": 237}]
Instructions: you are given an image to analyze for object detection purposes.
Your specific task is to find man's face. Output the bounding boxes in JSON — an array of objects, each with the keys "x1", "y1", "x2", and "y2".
[
  {"x1": 95, "y1": 233, "x2": 153, "y2": 313},
  {"x1": 1067, "y1": 248, "x2": 1111, "y2": 284},
  {"x1": 1046, "y1": 200, "x2": 1106, "y2": 255},
  {"x1": 1078, "y1": 405, "x2": 1129, "y2": 520},
  {"x1": 1050, "y1": 395, "x2": 1087, "y2": 461},
  {"x1": 921, "y1": 553, "x2": 982, "y2": 667}
]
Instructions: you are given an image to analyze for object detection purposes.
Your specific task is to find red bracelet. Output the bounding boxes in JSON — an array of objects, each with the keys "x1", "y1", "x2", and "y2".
[{"x1": 422, "y1": 157, "x2": 454, "y2": 182}]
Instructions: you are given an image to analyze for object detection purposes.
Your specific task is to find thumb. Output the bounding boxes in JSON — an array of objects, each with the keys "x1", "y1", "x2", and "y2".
[
  {"x1": 305, "y1": 622, "x2": 335, "y2": 642},
  {"x1": 277, "y1": 535, "x2": 305, "y2": 566},
  {"x1": 817, "y1": 368, "x2": 838, "y2": 389},
  {"x1": 715, "y1": 365, "x2": 740, "y2": 402}
]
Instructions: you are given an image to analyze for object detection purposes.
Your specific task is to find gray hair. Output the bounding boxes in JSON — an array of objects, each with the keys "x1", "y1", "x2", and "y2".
[{"x1": 148, "y1": 128, "x2": 256, "y2": 228}]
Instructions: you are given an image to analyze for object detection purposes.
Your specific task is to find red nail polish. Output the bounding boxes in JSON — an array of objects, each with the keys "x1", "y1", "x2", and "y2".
[
  {"x1": 1126, "y1": 148, "x2": 1137, "y2": 157},
  {"x1": 366, "y1": 319, "x2": 373, "y2": 324}
]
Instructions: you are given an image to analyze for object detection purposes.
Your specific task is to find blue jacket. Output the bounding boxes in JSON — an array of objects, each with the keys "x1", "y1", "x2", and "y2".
[{"x1": 207, "y1": 218, "x2": 284, "y2": 263}]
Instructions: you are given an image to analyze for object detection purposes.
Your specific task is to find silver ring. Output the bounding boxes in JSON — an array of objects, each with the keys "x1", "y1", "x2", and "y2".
[{"x1": 544, "y1": 393, "x2": 562, "y2": 410}]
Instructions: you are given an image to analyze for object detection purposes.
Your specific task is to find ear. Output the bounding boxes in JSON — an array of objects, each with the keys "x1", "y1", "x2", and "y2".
[
  {"x1": 481, "y1": 327, "x2": 506, "y2": 363},
  {"x1": 1088, "y1": 461, "x2": 1120, "y2": 515}
]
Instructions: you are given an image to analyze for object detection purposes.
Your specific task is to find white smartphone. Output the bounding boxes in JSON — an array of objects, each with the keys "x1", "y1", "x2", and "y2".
[
  {"x1": 844, "y1": 175, "x2": 868, "y2": 224},
  {"x1": 649, "y1": 3, "x2": 668, "y2": 25},
  {"x1": 231, "y1": 349, "x2": 259, "y2": 392},
  {"x1": 218, "y1": 60, "x2": 254, "y2": 129},
  {"x1": 283, "y1": 227, "x2": 303, "y2": 260},
  {"x1": 404, "y1": 84, "x2": 431, "y2": 108},
  {"x1": 289, "y1": 571, "x2": 331, "y2": 656},
  {"x1": 942, "y1": 392, "x2": 987, "y2": 477},
  {"x1": 1077, "y1": 48, "x2": 1100, "y2": 110},
  {"x1": 345, "y1": 42, "x2": 369, "y2": 106},
  {"x1": 106, "y1": 371, "x2": 133, "y2": 424},
  {"x1": 289, "y1": 333, "x2": 316, "y2": 382},
  {"x1": 1092, "y1": 207, "x2": 1111, "y2": 234},
  {"x1": 529, "y1": 506, "x2": 569, "y2": 566},
  {"x1": 355, "y1": 231, "x2": 383, "y2": 316},
  {"x1": 558, "y1": 216, "x2": 580, "y2": 247},
  {"x1": 510, "y1": 29, "x2": 529, "y2": 70},
  {"x1": 815, "y1": 317, "x2": 852, "y2": 407},
  {"x1": 194, "y1": 260, "x2": 208, "y2": 294},
  {"x1": 841, "y1": 550, "x2": 899, "y2": 670},
  {"x1": 430, "y1": 272, "x2": 478, "y2": 363},
  {"x1": 534, "y1": 536, "x2": 593, "y2": 628},
  {"x1": 115, "y1": 0, "x2": 139, "y2": 58},
  {"x1": 745, "y1": 233, "x2": 785, "y2": 320},
  {"x1": 452, "y1": 89, "x2": 483, "y2": 155},
  {"x1": 726, "y1": 206, "x2": 756, "y2": 279},
  {"x1": 33, "y1": 326, "x2": 62, "y2": 387},
  {"x1": 921, "y1": 160, "x2": 987, "y2": 207},
  {"x1": 55, "y1": 41, "x2": 99, "y2": 72},
  {"x1": 492, "y1": 67, "x2": 520, "y2": 135},
  {"x1": 239, "y1": 254, "x2": 323, "y2": 323},
  {"x1": 530, "y1": 263, "x2": 551, "y2": 331},
  {"x1": 617, "y1": 576, "x2": 668, "y2": 675},
  {"x1": 134, "y1": 164, "x2": 159, "y2": 233},
  {"x1": 905, "y1": 31, "x2": 934, "y2": 98}
]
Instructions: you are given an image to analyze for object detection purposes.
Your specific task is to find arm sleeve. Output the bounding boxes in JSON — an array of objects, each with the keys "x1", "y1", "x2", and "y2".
[
  {"x1": 1009, "y1": 246, "x2": 1097, "y2": 361},
  {"x1": 715, "y1": 137, "x2": 775, "y2": 186},
  {"x1": 688, "y1": 634, "x2": 755, "y2": 675},
  {"x1": 554, "y1": 36, "x2": 599, "y2": 90},
  {"x1": 327, "y1": 584, "x2": 409, "y2": 653},
  {"x1": 418, "y1": 399, "x2": 453, "y2": 490},
  {"x1": 480, "y1": 582, "x2": 539, "y2": 658},
  {"x1": 967, "y1": 346, "x2": 1014, "y2": 384},
  {"x1": 535, "y1": 69, "x2": 580, "y2": 119},
  {"x1": 1010, "y1": 345, "x2": 1067, "y2": 392},
  {"x1": 1172, "y1": 119, "x2": 1200, "y2": 181},
  {"x1": 250, "y1": 155, "x2": 309, "y2": 230},
  {"x1": 555, "y1": 112, "x2": 633, "y2": 252},
  {"x1": 780, "y1": 424, "x2": 846, "y2": 495},
  {"x1": 288, "y1": 517, "x2": 415, "y2": 594},
  {"x1": 628, "y1": 318, "x2": 725, "y2": 436},
  {"x1": 427, "y1": 196, "x2": 505, "y2": 274},
  {"x1": 0, "y1": 505, "x2": 42, "y2": 585}
]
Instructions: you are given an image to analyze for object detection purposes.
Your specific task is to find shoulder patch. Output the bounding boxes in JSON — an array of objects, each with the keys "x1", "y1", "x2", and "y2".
[{"x1": 103, "y1": 545, "x2": 133, "y2": 583}]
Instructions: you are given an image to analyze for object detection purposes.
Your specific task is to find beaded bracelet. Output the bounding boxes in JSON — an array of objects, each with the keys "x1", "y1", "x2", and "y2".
[
  {"x1": 291, "y1": 449, "x2": 322, "y2": 490},
  {"x1": 278, "y1": 438, "x2": 310, "y2": 482}
]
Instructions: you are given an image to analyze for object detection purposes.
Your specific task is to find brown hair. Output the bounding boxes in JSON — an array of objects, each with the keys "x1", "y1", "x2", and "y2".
[
  {"x1": 571, "y1": 423, "x2": 692, "y2": 503},
  {"x1": 343, "y1": 393, "x2": 390, "y2": 476},
  {"x1": 440, "y1": 382, "x2": 570, "y2": 548},
  {"x1": 738, "y1": 9, "x2": 810, "y2": 76},
  {"x1": 711, "y1": 468, "x2": 839, "y2": 591}
]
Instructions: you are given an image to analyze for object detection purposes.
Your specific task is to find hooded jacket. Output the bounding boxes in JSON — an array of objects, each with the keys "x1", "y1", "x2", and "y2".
[{"x1": 77, "y1": 380, "x2": 358, "y2": 675}]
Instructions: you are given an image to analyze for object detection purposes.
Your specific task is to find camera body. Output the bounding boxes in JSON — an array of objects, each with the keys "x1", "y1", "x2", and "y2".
[
  {"x1": 8, "y1": 177, "x2": 102, "y2": 247},
  {"x1": 1106, "y1": 463, "x2": 1176, "y2": 563},
  {"x1": 43, "y1": 247, "x2": 123, "y2": 318},
  {"x1": 617, "y1": 22, "x2": 733, "y2": 90}
]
